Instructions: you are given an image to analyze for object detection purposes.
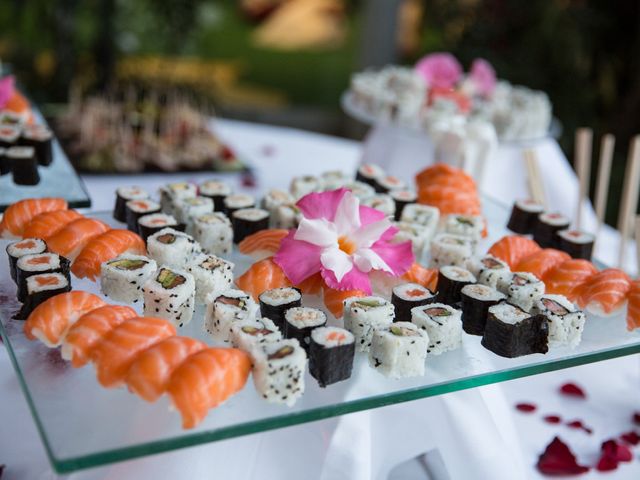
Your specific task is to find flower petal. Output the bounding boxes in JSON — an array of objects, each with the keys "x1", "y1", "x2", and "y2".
[
  {"x1": 333, "y1": 191, "x2": 361, "y2": 234},
  {"x1": 322, "y1": 266, "x2": 372, "y2": 294},
  {"x1": 320, "y1": 247, "x2": 353, "y2": 282},
  {"x1": 370, "y1": 239, "x2": 414, "y2": 276},
  {"x1": 359, "y1": 205, "x2": 386, "y2": 226},
  {"x1": 273, "y1": 230, "x2": 323, "y2": 284},
  {"x1": 353, "y1": 247, "x2": 393, "y2": 274},
  {"x1": 296, "y1": 188, "x2": 348, "y2": 221},
  {"x1": 351, "y1": 218, "x2": 393, "y2": 248},
  {"x1": 294, "y1": 217, "x2": 338, "y2": 247}
]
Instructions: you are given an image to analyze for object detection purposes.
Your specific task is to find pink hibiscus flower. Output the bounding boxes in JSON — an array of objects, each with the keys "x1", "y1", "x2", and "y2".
[
  {"x1": 0, "y1": 75, "x2": 15, "y2": 109},
  {"x1": 469, "y1": 58, "x2": 497, "y2": 97},
  {"x1": 415, "y1": 53, "x2": 463, "y2": 89},
  {"x1": 274, "y1": 188, "x2": 413, "y2": 294}
]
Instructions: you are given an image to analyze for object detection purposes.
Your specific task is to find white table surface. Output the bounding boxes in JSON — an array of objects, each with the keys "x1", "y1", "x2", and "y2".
[{"x1": 1, "y1": 119, "x2": 638, "y2": 479}]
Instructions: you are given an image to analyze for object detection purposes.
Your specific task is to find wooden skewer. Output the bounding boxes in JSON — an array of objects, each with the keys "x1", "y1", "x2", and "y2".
[
  {"x1": 594, "y1": 133, "x2": 615, "y2": 238},
  {"x1": 574, "y1": 128, "x2": 593, "y2": 230},
  {"x1": 523, "y1": 149, "x2": 545, "y2": 207},
  {"x1": 636, "y1": 215, "x2": 640, "y2": 276},
  {"x1": 617, "y1": 135, "x2": 640, "y2": 268}
]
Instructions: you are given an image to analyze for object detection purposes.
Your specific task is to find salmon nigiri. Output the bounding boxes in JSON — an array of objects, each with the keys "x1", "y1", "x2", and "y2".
[
  {"x1": 578, "y1": 268, "x2": 631, "y2": 315},
  {"x1": 71, "y1": 229, "x2": 146, "y2": 280},
  {"x1": 235, "y1": 257, "x2": 292, "y2": 301},
  {"x1": 487, "y1": 235, "x2": 541, "y2": 269},
  {"x1": 542, "y1": 259, "x2": 597, "y2": 301},
  {"x1": 323, "y1": 287, "x2": 365, "y2": 318},
  {"x1": 296, "y1": 272, "x2": 324, "y2": 295},
  {"x1": 90, "y1": 316, "x2": 176, "y2": 388},
  {"x1": 24, "y1": 291, "x2": 106, "y2": 347},
  {"x1": 22, "y1": 209, "x2": 82, "y2": 240},
  {"x1": 401, "y1": 263, "x2": 438, "y2": 291},
  {"x1": 47, "y1": 217, "x2": 110, "y2": 261},
  {"x1": 238, "y1": 229, "x2": 288, "y2": 259},
  {"x1": 626, "y1": 280, "x2": 640, "y2": 331},
  {"x1": 0, "y1": 197, "x2": 67, "y2": 238},
  {"x1": 514, "y1": 249, "x2": 571, "y2": 280},
  {"x1": 167, "y1": 348, "x2": 251, "y2": 429},
  {"x1": 125, "y1": 336, "x2": 206, "y2": 402},
  {"x1": 61, "y1": 305, "x2": 137, "y2": 367}
]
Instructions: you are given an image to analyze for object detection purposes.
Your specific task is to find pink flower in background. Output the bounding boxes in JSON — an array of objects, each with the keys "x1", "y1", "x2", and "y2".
[
  {"x1": 415, "y1": 53, "x2": 462, "y2": 89},
  {"x1": 469, "y1": 58, "x2": 497, "y2": 97},
  {"x1": 0, "y1": 75, "x2": 15, "y2": 109},
  {"x1": 274, "y1": 188, "x2": 413, "y2": 293}
]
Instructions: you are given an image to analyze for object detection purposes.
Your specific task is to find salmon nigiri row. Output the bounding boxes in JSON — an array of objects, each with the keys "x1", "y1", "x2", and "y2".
[
  {"x1": 0, "y1": 197, "x2": 68, "y2": 238},
  {"x1": 24, "y1": 291, "x2": 251, "y2": 428},
  {"x1": 415, "y1": 164, "x2": 483, "y2": 217}
]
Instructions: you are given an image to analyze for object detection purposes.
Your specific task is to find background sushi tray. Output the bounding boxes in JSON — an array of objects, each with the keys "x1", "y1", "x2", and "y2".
[{"x1": 1, "y1": 184, "x2": 640, "y2": 474}]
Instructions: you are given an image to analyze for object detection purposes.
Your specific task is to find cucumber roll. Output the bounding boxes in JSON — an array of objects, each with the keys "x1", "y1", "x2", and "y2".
[
  {"x1": 16, "y1": 252, "x2": 70, "y2": 302},
  {"x1": 410, "y1": 303, "x2": 463, "y2": 355},
  {"x1": 557, "y1": 229, "x2": 595, "y2": 261},
  {"x1": 192, "y1": 212, "x2": 233, "y2": 256},
  {"x1": 533, "y1": 212, "x2": 570, "y2": 248},
  {"x1": 114, "y1": 186, "x2": 149, "y2": 222},
  {"x1": 142, "y1": 265, "x2": 196, "y2": 327},
  {"x1": 259, "y1": 287, "x2": 302, "y2": 331},
  {"x1": 393, "y1": 221, "x2": 431, "y2": 261},
  {"x1": 205, "y1": 289, "x2": 259, "y2": 342},
  {"x1": 309, "y1": 327, "x2": 355, "y2": 387},
  {"x1": 231, "y1": 208, "x2": 270, "y2": 243},
  {"x1": 159, "y1": 182, "x2": 197, "y2": 216},
  {"x1": 391, "y1": 282, "x2": 436, "y2": 323},
  {"x1": 343, "y1": 296, "x2": 395, "y2": 352},
  {"x1": 400, "y1": 204, "x2": 440, "y2": 236},
  {"x1": 444, "y1": 214, "x2": 484, "y2": 244},
  {"x1": 9, "y1": 146, "x2": 39, "y2": 185},
  {"x1": 187, "y1": 253, "x2": 234, "y2": 304},
  {"x1": 369, "y1": 322, "x2": 428, "y2": 378},
  {"x1": 389, "y1": 189, "x2": 417, "y2": 221},
  {"x1": 506, "y1": 272, "x2": 545, "y2": 312},
  {"x1": 284, "y1": 306, "x2": 327, "y2": 350},
  {"x1": 290, "y1": 175, "x2": 320, "y2": 199},
  {"x1": 199, "y1": 179, "x2": 231, "y2": 212},
  {"x1": 147, "y1": 228, "x2": 200, "y2": 269},
  {"x1": 261, "y1": 189, "x2": 294, "y2": 226},
  {"x1": 467, "y1": 255, "x2": 512, "y2": 292},
  {"x1": 321, "y1": 170, "x2": 349, "y2": 190},
  {"x1": 252, "y1": 339, "x2": 307, "y2": 406},
  {"x1": 460, "y1": 284, "x2": 506, "y2": 335},
  {"x1": 6, "y1": 238, "x2": 47, "y2": 283},
  {"x1": 273, "y1": 204, "x2": 301, "y2": 229},
  {"x1": 229, "y1": 317, "x2": 282, "y2": 357},
  {"x1": 100, "y1": 254, "x2": 157, "y2": 304},
  {"x1": 17, "y1": 273, "x2": 71, "y2": 319},
  {"x1": 429, "y1": 233, "x2": 474, "y2": 269},
  {"x1": 531, "y1": 294, "x2": 585, "y2": 348},
  {"x1": 344, "y1": 181, "x2": 375, "y2": 200},
  {"x1": 482, "y1": 302, "x2": 549, "y2": 357},
  {"x1": 173, "y1": 196, "x2": 214, "y2": 233},
  {"x1": 125, "y1": 199, "x2": 161, "y2": 233},
  {"x1": 436, "y1": 266, "x2": 476, "y2": 305},
  {"x1": 507, "y1": 199, "x2": 544, "y2": 234},
  {"x1": 137, "y1": 213, "x2": 181, "y2": 241},
  {"x1": 361, "y1": 194, "x2": 395, "y2": 218}
]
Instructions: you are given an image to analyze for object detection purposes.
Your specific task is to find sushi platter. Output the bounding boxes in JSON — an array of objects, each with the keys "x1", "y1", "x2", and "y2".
[{"x1": 1, "y1": 164, "x2": 640, "y2": 474}]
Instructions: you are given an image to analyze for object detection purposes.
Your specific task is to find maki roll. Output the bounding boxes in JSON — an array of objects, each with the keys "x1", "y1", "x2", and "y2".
[
  {"x1": 309, "y1": 327, "x2": 355, "y2": 387},
  {"x1": 173, "y1": 196, "x2": 214, "y2": 232},
  {"x1": 393, "y1": 221, "x2": 431, "y2": 261},
  {"x1": 223, "y1": 193, "x2": 255, "y2": 217},
  {"x1": 389, "y1": 189, "x2": 417, "y2": 221},
  {"x1": 482, "y1": 302, "x2": 549, "y2": 357},
  {"x1": 507, "y1": 199, "x2": 544, "y2": 234},
  {"x1": 345, "y1": 181, "x2": 376, "y2": 200},
  {"x1": 192, "y1": 212, "x2": 233, "y2": 256},
  {"x1": 507, "y1": 272, "x2": 545, "y2": 312},
  {"x1": 533, "y1": 212, "x2": 570, "y2": 248},
  {"x1": 0, "y1": 147, "x2": 9, "y2": 175},
  {"x1": 229, "y1": 317, "x2": 282, "y2": 356},
  {"x1": 321, "y1": 170, "x2": 349, "y2": 190},
  {"x1": 9, "y1": 146, "x2": 39, "y2": 185},
  {"x1": 261, "y1": 189, "x2": 294, "y2": 225},
  {"x1": 231, "y1": 208, "x2": 270, "y2": 243},
  {"x1": 290, "y1": 175, "x2": 319, "y2": 199},
  {"x1": 273, "y1": 204, "x2": 301, "y2": 229},
  {"x1": 0, "y1": 124, "x2": 20, "y2": 149},
  {"x1": 17, "y1": 273, "x2": 71, "y2": 320},
  {"x1": 460, "y1": 284, "x2": 506, "y2": 335},
  {"x1": 468, "y1": 255, "x2": 512, "y2": 292},
  {"x1": 137, "y1": 213, "x2": 181, "y2": 242},
  {"x1": 100, "y1": 254, "x2": 157, "y2": 304},
  {"x1": 429, "y1": 233, "x2": 474, "y2": 268},
  {"x1": 6, "y1": 237, "x2": 47, "y2": 282},
  {"x1": 375, "y1": 175, "x2": 406, "y2": 194},
  {"x1": 21, "y1": 124, "x2": 53, "y2": 166},
  {"x1": 252, "y1": 338, "x2": 307, "y2": 406},
  {"x1": 147, "y1": 228, "x2": 200, "y2": 269},
  {"x1": 411, "y1": 303, "x2": 463, "y2": 355},
  {"x1": 400, "y1": 204, "x2": 440, "y2": 236},
  {"x1": 187, "y1": 253, "x2": 234, "y2": 304},
  {"x1": 16, "y1": 252, "x2": 70, "y2": 302},
  {"x1": 259, "y1": 287, "x2": 302, "y2": 331},
  {"x1": 361, "y1": 194, "x2": 395, "y2": 218},
  {"x1": 436, "y1": 266, "x2": 477, "y2": 305},
  {"x1": 142, "y1": 266, "x2": 196, "y2": 327},
  {"x1": 369, "y1": 322, "x2": 428, "y2": 378},
  {"x1": 284, "y1": 307, "x2": 327, "y2": 349},
  {"x1": 444, "y1": 214, "x2": 484, "y2": 243},
  {"x1": 343, "y1": 296, "x2": 395, "y2": 352},
  {"x1": 159, "y1": 182, "x2": 197, "y2": 216},
  {"x1": 391, "y1": 282, "x2": 436, "y2": 323},
  {"x1": 205, "y1": 289, "x2": 259, "y2": 342},
  {"x1": 114, "y1": 186, "x2": 149, "y2": 223},
  {"x1": 355, "y1": 163, "x2": 384, "y2": 188},
  {"x1": 531, "y1": 294, "x2": 585, "y2": 348},
  {"x1": 199, "y1": 180, "x2": 231, "y2": 212},
  {"x1": 125, "y1": 199, "x2": 161, "y2": 233},
  {"x1": 557, "y1": 229, "x2": 595, "y2": 261}
]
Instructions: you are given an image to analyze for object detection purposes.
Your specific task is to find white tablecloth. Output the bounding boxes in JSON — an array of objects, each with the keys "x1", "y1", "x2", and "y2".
[{"x1": 1, "y1": 120, "x2": 637, "y2": 480}]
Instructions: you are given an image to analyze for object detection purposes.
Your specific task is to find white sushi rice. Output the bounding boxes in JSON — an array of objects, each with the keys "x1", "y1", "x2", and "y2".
[
  {"x1": 159, "y1": 182, "x2": 197, "y2": 215},
  {"x1": 343, "y1": 296, "x2": 395, "y2": 352},
  {"x1": 260, "y1": 287, "x2": 301, "y2": 306},
  {"x1": 205, "y1": 289, "x2": 259, "y2": 342},
  {"x1": 310, "y1": 326, "x2": 354, "y2": 348},
  {"x1": 507, "y1": 272, "x2": 545, "y2": 312},
  {"x1": 100, "y1": 254, "x2": 157, "y2": 304},
  {"x1": 321, "y1": 170, "x2": 349, "y2": 190},
  {"x1": 377, "y1": 175, "x2": 406, "y2": 192},
  {"x1": 400, "y1": 204, "x2": 440, "y2": 236},
  {"x1": 230, "y1": 317, "x2": 282, "y2": 358},
  {"x1": 369, "y1": 322, "x2": 428, "y2": 378},
  {"x1": 187, "y1": 253, "x2": 234, "y2": 304},
  {"x1": 461, "y1": 283, "x2": 506, "y2": 302},
  {"x1": 252, "y1": 338, "x2": 307, "y2": 406},
  {"x1": 262, "y1": 189, "x2": 294, "y2": 217},
  {"x1": 224, "y1": 194, "x2": 255, "y2": 211},
  {"x1": 147, "y1": 228, "x2": 201, "y2": 268},
  {"x1": 393, "y1": 221, "x2": 431, "y2": 261},
  {"x1": 173, "y1": 196, "x2": 214, "y2": 232},
  {"x1": 290, "y1": 175, "x2": 319, "y2": 199},
  {"x1": 429, "y1": 233, "x2": 474, "y2": 268},
  {"x1": 345, "y1": 181, "x2": 375, "y2": 200},
  {"x1": 531, "y1": 294, "x2": 585, "y2": 348},
  {"x1": 117, "y1": 186, "x2": 148, "y2": 202},
  {"x1": 7, "y1": 238, "x2": 47, "y2": 258},
  {"x1": 487, "y1": 302, "x2": 531, "y2": 324},
  {"x1": 444, "y1": 214, "x2": 484, "y2": 243},
  {"x1": 411, "y1": 303, "x2": 462, "y2": 355},
  {"x1": 199, "y1": 179, "x2": 231, "y2": 197},
  {"x1": 357, "y1": 163, "x2": 385, "y2": 182},
  {"x1": 361, "y1": 194, "x2": 396, "y2": 217},
  {"x1": 142, "y1": 265, "x2": 196, "y2": 327},
  {"x1": 514, "y1": 199, "x2": 544, "y2": 214},
  {"x1": 192, "y1": 212, "x2": 233, "y2": 256}
]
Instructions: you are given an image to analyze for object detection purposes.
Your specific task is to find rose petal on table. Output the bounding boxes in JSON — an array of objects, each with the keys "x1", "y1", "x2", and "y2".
[
  {"x1": 543, "y1": 415, "x2": 562, "y2": 424},
  {"x1": 536, "y1": 436, "x2": 590, "y2": 476},
  {"x1": 515, "y1": 402, "x2": 537, "y2": 413},
  {"x1": 559, "y1": 382, "x2": 587, "y2": 398},
  {"x1": 620, "y1": 431, "x2": 640, "y2": 446},
  {"x1": 566, "y1": 420, "x2": 593, "y2": 435},
  {"x1": 601, "y1": 439, "x2": 633, "y2": 463}
]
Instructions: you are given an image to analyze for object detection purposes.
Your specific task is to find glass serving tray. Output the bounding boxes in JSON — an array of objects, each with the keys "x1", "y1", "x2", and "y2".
[{"x1": 1, "y1": 197, "x2": 638, "y2": 473}]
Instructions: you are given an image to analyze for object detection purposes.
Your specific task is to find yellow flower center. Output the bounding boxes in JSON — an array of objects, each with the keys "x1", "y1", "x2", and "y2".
[{"x1": 338, "y1": 235, "x2": 356, "y2": 255}]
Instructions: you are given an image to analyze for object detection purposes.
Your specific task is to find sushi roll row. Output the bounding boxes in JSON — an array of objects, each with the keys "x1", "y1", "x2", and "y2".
[
  {"x1": 0, "y1": 120, "x2": 54, "y2": 186},
  {"x1": 507, "y1": 200, "x2": 594, "y2": 260}
]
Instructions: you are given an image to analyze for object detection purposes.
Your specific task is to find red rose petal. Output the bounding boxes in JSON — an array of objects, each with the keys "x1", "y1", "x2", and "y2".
[
  {"x1": 559, "y1": 382, "x2": 586, "y2": 398},
  {"x1": 241, "y1": 172, "x2": 256, "y2": 188},
  {"x1": 602, "y1": 439, "x2": 633, "y2": 463},
  {"x1": 596, "y1": 454, "x2": 619, "y2": 472},
  {"x1": 537, "y1": 437, "x2": 590, "y2": 475},
  {"x1": 515, "y1": 402, "x2": 537, "y2": 413},
  {"x1": 634, "y1": 412, "x2": 640, "y2": 425},
  {"x1": 620, "y1": 431, "x2": 640, "y2": 446},
  {"x1": 566, "y1": 420, "x2": 593, "y2": 435},
  {"x1": 543, "y1": 415, "x2": 562, "y2": 424}
]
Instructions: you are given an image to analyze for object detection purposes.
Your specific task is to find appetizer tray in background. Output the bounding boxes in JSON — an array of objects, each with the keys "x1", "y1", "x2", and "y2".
[{"x1": 1, "y1": 193, "x2": 639, "y2": 474}]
